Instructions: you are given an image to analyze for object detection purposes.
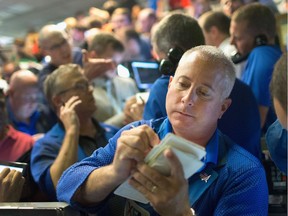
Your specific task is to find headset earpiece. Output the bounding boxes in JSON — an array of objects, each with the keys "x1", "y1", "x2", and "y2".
[
  {"x1": 159, "y1": 47, "x2": 184, "y2": 76},
  {"x1": 255, "y1": 35, "x2": 268, "y2": 46},
  {"x1": 159, "y1": 59, "x2": 175, "y2": 76},
  {"x1": 232, "y1": 34, "x2": 268, "y2": 64}
]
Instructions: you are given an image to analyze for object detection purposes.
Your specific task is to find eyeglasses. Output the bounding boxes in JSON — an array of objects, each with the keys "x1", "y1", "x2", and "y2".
[
  {"x1": 47, "y1": 38, "x2": 68, "y2": 51},
  {"x1": 56, "y1": 82, "x2": 91, "y2": 96}
]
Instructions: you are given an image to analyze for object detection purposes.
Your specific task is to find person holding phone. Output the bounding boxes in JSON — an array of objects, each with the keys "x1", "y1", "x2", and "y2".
[
  {"x1": 30, "y1": 64, "x2": 118, "y2": 201},
  {"x1": 0, "y1": 168, "x2": 25, "y2": 202}
]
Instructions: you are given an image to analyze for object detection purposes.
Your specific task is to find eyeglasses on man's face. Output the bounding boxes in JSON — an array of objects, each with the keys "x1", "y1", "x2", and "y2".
[{"x1": 56, "y1": 81, "x2": 91, "y2": 96}]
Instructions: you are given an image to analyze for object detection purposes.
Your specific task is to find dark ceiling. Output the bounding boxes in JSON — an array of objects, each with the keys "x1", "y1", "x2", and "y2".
[{"x1": 0, "y1": 0, "x2": 105, "y2": 40}]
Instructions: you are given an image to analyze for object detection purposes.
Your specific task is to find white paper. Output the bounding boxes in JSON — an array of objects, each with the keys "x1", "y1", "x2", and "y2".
[{"x1": 114, "y1": 133, "x2": 206, "y2": 204}]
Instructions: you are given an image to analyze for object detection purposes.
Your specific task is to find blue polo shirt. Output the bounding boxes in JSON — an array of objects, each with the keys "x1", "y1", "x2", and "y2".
[
  {"x1": 57, "y1": 117, "x2": 268, "y2": 215},
  {"x1": 7, "y1": 105, "x2": 40, "y2": 136}
]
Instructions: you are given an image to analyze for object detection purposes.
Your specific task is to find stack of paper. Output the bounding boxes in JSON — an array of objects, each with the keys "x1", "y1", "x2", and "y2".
[{"x1": 114, "y1": 133, "x2": 206, "y2": 204}]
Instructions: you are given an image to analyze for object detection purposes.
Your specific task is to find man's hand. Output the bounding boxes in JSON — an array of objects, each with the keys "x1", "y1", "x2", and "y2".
[
  {"x1": 123, "y1": 96, "x2": 145, "y2": 125},
  {"x1": 82, "y1": 49, "x2": 116, "y2": 81},
  {"x1": 0, "y1": 168, "x2": 25, "y2": 202},
  {"x1": 129, "y1": 149, "x2": 192, "y2": 216},
  {"x1": 60, "y1": 96, "x2": 81, "y2": 132},
  {"x1": 112, "y1": 125, "x2": 160, "y2": 182}
]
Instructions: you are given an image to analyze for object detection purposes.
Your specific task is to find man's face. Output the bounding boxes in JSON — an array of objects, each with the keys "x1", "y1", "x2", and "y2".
[
  {"x1": 166, "y1": 52, "x2": 229, "y2": 141},
  {"x1": 111, "y1": 14, "x2": 131, "y2": 33},
  {"x1": 10, "y1": 86, "x2": 40, "y2": 120},
  {"x1": 230, "y1": 20, "x2": 255, "y2": 56},
  {"x1": 55, "y1": 72, "x2": 96, "y2": 117},
  {"x1": 44, "y1": 34, "x2": 72, "y2": 66}
]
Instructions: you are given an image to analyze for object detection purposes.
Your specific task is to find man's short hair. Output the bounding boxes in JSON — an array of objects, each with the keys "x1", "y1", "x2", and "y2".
[
  {"x1": 200, "y1": 11, "x2": 231, "y2": 36},
  {"x1": 44, "y1": 64, "x2": 82, "y2": 108},
  {"x1": 270, "y1": 53, "x2": 287, "y2": 114},
  {"x1": 179, "y1": 45, "x2": 236, "y2": 99},
  {"x1": 151, "y1": 12, "x2": 205, "y2": 55},
  {"x1": 88, "y1": 32, "x2": 124, "y2": 55},
  {"x1": 231, "y1": 3, "x2": 276, "y2": 40}
]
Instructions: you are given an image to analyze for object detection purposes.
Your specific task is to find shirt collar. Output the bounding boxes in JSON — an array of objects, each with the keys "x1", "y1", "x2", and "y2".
[{"x1": 203, "y1": 130, "x2": 218, "y2": 165}]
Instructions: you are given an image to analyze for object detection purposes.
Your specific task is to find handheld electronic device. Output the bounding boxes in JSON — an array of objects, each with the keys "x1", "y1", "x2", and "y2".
[{"x1": 0, "y1": 161, "x2": 27, "y2": 176}]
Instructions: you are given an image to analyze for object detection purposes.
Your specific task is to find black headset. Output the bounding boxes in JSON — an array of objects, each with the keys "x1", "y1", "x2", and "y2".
[
  {"x1": 159, "y1": 47, "x2": 184, "y2": 76},
  {"x1": 232, "y1": 34, "x2": 268, "y2": 64}
]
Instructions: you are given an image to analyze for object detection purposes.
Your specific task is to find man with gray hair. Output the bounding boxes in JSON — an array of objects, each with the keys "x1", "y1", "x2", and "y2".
[
  {"x1": 31, "y1": 64, "x2": 118, "y2": 201},
  {"x1": 6, "y1": 69, "x2": 54, "y2": 136},
  {"x1": 139, "y1": 11, "x2": 262, "y2": 159},
  {"x1": 57, "y1": 46, "x2": 268, "y2": 215}
]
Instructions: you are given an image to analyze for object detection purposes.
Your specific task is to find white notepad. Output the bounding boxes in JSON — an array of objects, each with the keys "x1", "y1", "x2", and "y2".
[{"x1": 114, "y1": 133, "x2": 206, "y2": 204}]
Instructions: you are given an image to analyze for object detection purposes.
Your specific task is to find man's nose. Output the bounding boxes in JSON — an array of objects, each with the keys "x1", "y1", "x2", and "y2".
[{"x1": 181, "y1": 89, "x2": 196, "y2": 106}]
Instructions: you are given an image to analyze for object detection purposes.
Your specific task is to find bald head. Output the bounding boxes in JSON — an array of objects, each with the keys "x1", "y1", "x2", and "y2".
[
  {"x1": 177, "y1": 46, "x2": 236, "y2": 99},
  {"x1": 38, "y1": 24, "x2": 68, "y2": 48},
  {"x1": 8, "y1": 70, "x2": 40, "y2": 121},
  {"x1": 9, "y1": 70, "x2": 38, "y2": 91}
]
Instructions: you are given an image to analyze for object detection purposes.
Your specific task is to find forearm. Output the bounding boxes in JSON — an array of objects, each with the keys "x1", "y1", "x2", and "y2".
[
  {"x1": 73, "y1": 164, "x2": 123, "y2": 205},
  {"x1": 50, "y1": 128, "x2": 79, "y2": 188}
]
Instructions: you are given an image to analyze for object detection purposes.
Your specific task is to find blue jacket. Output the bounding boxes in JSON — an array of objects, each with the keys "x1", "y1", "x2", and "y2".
[
  {"x1": 143, "y1": 75, "x2": 169, "y2": 120},
  {"x1": 57, "y1": 117, "x2": 268, "y2": 215},
  {"x1": 241, "y1": 45, "x2": 282, "y2": 132},
  {"x1": 31, "y1": 121, "x2": 117, "y2": 200}
]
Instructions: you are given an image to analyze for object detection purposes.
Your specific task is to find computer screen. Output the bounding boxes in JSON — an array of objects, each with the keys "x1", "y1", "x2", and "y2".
[{"x1": 130, "y1": 61, "x2": 161, "y2": 91}]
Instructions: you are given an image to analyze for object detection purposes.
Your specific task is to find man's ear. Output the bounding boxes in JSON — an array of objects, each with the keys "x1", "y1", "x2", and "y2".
[
  {"x1": 219, "y1": 98, "x2": 232, "y2": 119},
  {"x1": 6, "y1": 88, "x2": 13, "y2": 97},
  {"x1": 168, "y1": 76, "x2": 174, "y2": 88},
  {"x1": 52, "y1": 95, "x2": 64, "y2": 110}
]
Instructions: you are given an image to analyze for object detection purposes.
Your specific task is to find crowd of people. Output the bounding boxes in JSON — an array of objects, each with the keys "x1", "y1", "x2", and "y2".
[{"x1": 0, "y1": 0, "x2": 286, "y2": 215}]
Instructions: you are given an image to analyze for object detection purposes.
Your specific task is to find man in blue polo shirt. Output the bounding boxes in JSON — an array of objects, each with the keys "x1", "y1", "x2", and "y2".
[
  {"x1": 230, "y1": 3, "x2": 282, "y2": 133},
  {"x1": 57, "y1": 46, "x2": 268, "y2": 215}
]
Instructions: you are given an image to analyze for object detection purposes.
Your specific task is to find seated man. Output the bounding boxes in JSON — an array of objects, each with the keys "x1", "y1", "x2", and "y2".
[
  {"x1": 87, "y1": 32, "x2": 139, "y2": 128},
  {"x1": 0, "y1": 87, "x2": 34, "y2": 161},
  {"x1": 38, "y1": 24, "x2": 82, "y2": 92},
  {"x1": 38, "y1": 24, "x2": 120, "y2": 129},
  {"x1": 143, "y1": 12, "x2": 205, "y2": 120},
  {"x1": 230, "y1": 3, "x2": 282, "y2": 133},
  {"x1": 6, "y1": 69, "x2": 54, "y2": 136},
  {"x1": 57, "y1": 46, "x2": 268, "y2": 215},
  {"x1": 31, "y1": 64, "x2": 118, "y2": 201},
  {"x1": 266, "y1": 53, "x2": 287, "y2": 175},
  {"x1": 143, "y1": 12, "x2": 261, "y2": 158}
]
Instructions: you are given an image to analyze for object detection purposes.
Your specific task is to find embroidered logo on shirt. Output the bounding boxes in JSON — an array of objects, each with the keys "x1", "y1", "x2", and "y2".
[{"x1": 200, "y1": 172, "x2": 211, "y2": 183}]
